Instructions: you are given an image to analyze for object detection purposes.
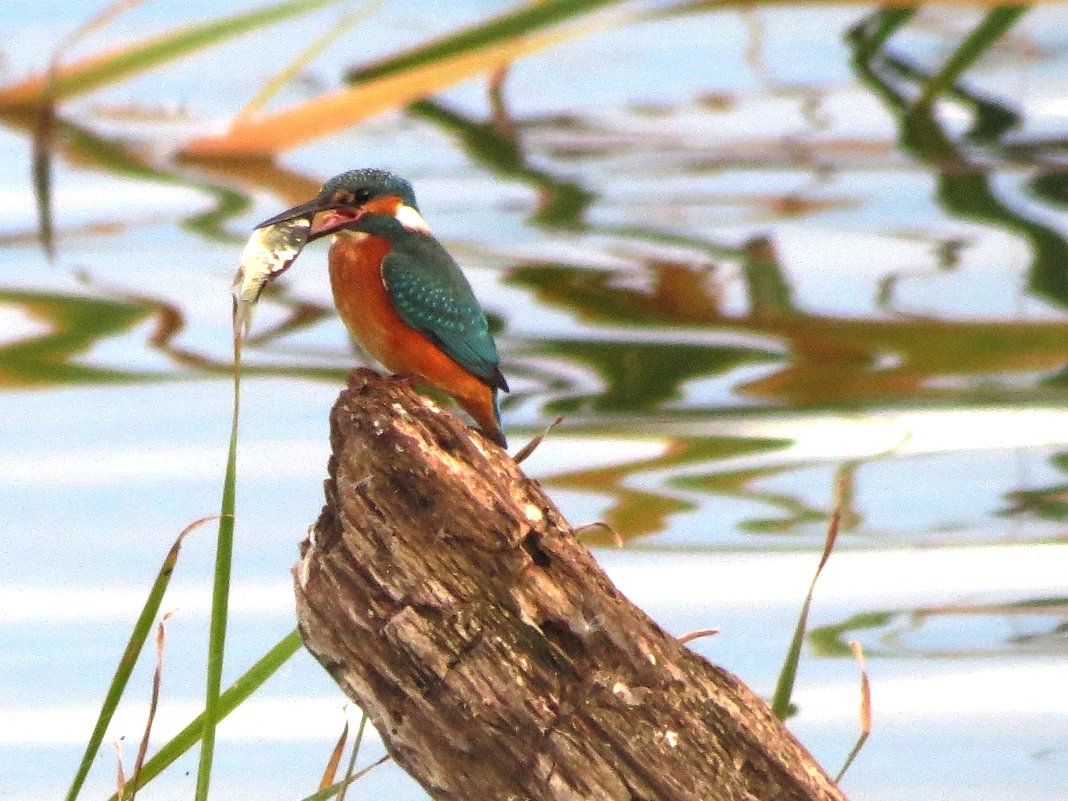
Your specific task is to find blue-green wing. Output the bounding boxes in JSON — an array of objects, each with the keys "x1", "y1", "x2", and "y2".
[{"x1": 381, "y1": 239, "x2": 507, "y2": 391}]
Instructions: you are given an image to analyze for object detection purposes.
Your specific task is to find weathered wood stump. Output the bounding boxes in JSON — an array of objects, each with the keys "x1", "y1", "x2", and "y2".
[{"x1": 293, "y1": 370, "x2": 847, "y2": 801}]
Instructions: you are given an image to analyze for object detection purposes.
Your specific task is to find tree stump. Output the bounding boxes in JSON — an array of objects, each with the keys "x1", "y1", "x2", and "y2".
[{"x1": 293, "y1": 370, "x2": 848, "y2": 801}]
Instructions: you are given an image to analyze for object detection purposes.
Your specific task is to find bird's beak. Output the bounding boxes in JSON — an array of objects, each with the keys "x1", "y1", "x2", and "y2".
[
  {"x1": 255, "y1": 197, "x2": 365, "y2": 241},
  {"x1": 254, "y1": 197, "x2": 328, "y2": 230}
]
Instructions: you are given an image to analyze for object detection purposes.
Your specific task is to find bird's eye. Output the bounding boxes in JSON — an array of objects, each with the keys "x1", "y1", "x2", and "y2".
[{"x1": 331, "y1": 188, "x2": 373, "y2": 206}]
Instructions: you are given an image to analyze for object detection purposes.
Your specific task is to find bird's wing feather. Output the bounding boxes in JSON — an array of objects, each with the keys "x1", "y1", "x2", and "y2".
[{"x1": 381, "y1": 239, "x2": 507, "y2": 391}]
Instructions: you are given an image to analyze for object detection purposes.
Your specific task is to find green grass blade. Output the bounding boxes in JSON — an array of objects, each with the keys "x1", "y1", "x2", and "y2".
[
  {"x1": 771, "y1": 581, "x2": 815, "y2": 720},
  {"x1": 771, "y1": 477, "x2": 844, "y2": 720},
  {"x1": 298, "y1": 756, "x2": 391, "y2": 801},
  {"x1": 346, "y1": 0, "x2": 623, "y2": 83},
  {"x1": 109, "y1": 629, "x2": 303, "y2": 801},
  {"x1": 0, "y1": 0, "x2": 343, "y2": 106},
  {"x1": 835, "y1": 727, "x2": 869, "y2": 783},
  {"x1": 337, "y1": 712, "x2": 368, "y2": 801},
  {"x1": 915, "y1": 7, "x2": 1026, "y2": 110},
  {"x1": 195, "y1": 337, "x2": 243, "y2": 800},
  {"x1": 834, "y1": 641, "x2": 872, "y2": 782},
  {"x1": 64, "y1": 517, "x2": 213, "y2": 801}
]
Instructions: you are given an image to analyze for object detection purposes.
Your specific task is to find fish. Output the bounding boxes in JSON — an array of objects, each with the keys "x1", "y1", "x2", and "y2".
[{"x1": 231, "y1": 217, "x2": 311, "y2": 339}]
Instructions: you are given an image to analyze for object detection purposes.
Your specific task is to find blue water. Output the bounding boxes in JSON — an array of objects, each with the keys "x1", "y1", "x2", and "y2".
[{"x1": 1, "y1": 2, "x2": 1067, "y2": 799}]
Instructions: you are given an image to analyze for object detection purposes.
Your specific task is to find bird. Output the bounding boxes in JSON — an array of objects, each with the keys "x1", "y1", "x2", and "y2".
[{"x1": 256, "y1": 169, "x2": 509, "y2": 447}]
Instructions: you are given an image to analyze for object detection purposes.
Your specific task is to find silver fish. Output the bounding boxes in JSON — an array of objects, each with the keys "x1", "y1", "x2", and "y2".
[{"x1": 231, "y1": 218, "x2": 311, "y2": 338}]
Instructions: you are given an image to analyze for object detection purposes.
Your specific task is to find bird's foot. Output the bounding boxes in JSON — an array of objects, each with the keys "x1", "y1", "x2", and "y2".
[{"x1": 390, "y1": 371, "x2": 420, "y2": 390}]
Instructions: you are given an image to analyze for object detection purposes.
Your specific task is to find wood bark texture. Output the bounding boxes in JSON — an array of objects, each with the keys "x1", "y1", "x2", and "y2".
[{"x1": 294, "y1": 370, "x2": 848, "y2": 801}]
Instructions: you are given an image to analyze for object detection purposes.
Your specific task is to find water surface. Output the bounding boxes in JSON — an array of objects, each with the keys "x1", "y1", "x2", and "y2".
[{"x1": 1, "y1": 3, "x2": 1067, "y2": 799}]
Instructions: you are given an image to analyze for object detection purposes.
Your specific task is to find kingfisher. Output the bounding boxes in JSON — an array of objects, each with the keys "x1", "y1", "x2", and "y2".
[{"x1": 257, "y1": 169, "x2": 508, "y2": 447}]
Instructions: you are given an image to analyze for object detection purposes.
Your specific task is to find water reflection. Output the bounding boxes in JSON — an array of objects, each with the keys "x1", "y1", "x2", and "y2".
[
  {"x1": 2, "y1": 8, "x2": 1068, "y2": 545},
  {"x1": 811, "y1": 597, "x2": 1068, "y2": 658},
  {"x1": 0, "y1": 284, "x2": 157, "y2": 386},
  {"x1": 3, "y1": 6, "x2": 1068, "y2": 800},
  {"x1": 1001, "y1": 450, "x2": 1068, "y2": 520},
  {"x1": 408, "y1": 99, "x2": 596, "y2": 228},
  {"x1": 849, "y1": 9, "x2": 1068, "y2": 306},
  {"x1": 0, "y1": 16, "x2": 1065, "y2": 557},
  {"x1": 0, "y1": 108, "x2": 250, "y2": 243},
  {"x1": 512, "y1": 257, "x2": 1068, "y2": 407}
]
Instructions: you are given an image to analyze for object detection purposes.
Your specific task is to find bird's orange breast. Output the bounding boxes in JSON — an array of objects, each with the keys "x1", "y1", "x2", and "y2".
[{"x1": 328, "y1": 232, "x2": 494, "y2": 424}]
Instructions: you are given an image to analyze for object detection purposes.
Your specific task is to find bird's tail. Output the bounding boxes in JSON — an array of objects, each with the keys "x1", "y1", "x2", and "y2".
[
  {"x1": 456, "y1": 385, "x2": 507, "y2": 448},
  {"x1": 487, "y1": 389, "x2": 507, "y2": 448}
]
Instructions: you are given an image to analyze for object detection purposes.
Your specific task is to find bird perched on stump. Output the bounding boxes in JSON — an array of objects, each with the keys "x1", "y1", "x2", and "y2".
[{"x1": 258, "y1": 169, "x2": 508, "y2": 446}]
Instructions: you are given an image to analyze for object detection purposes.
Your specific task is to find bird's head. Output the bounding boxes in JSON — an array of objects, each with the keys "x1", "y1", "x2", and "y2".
[{"x1": 255, "y1": 168, "x2": 428, "y2": 240}]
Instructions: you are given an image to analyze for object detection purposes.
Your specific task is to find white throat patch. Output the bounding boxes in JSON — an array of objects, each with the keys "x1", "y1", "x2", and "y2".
[{"x1": 395, "y1": 204, "x2": 430, "y2": 233}]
